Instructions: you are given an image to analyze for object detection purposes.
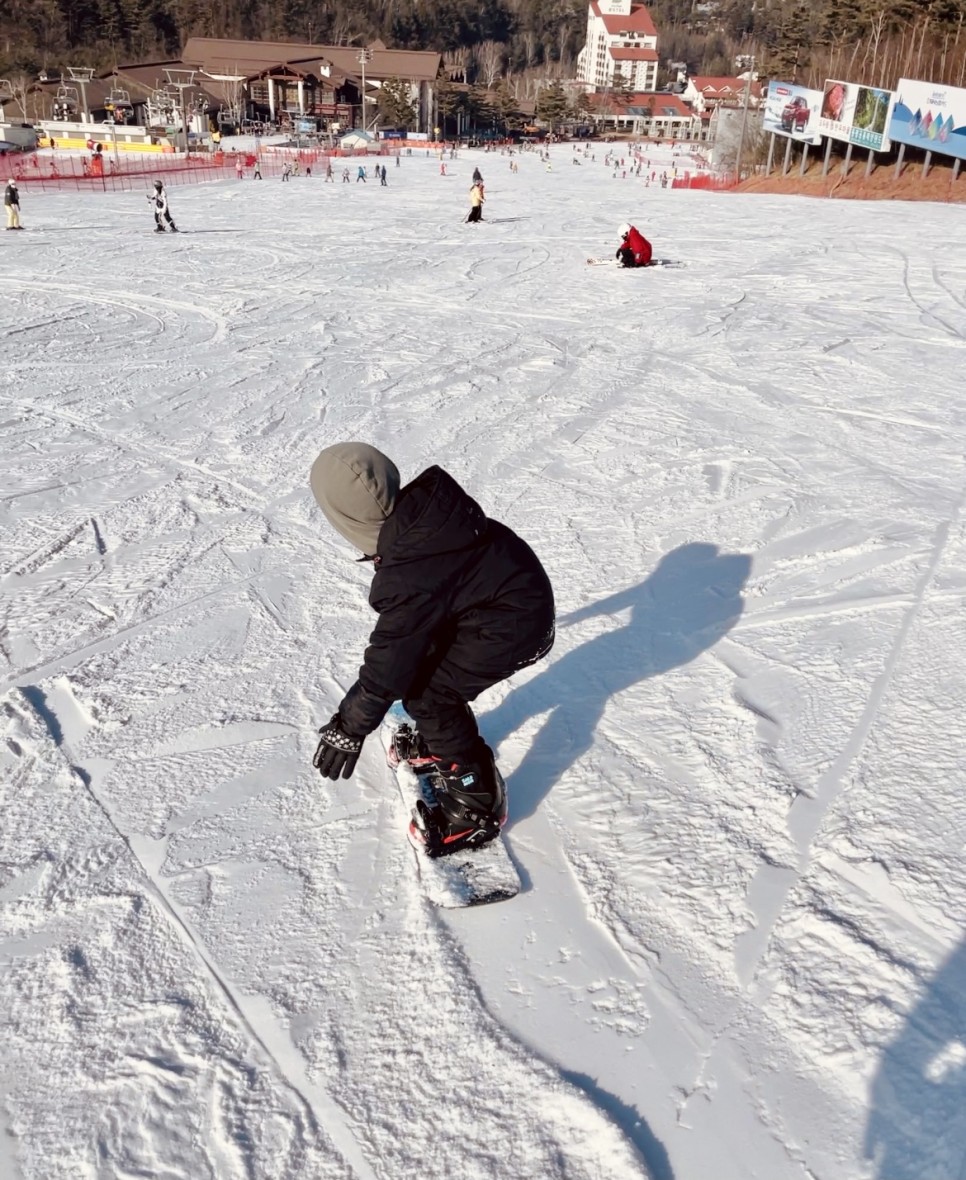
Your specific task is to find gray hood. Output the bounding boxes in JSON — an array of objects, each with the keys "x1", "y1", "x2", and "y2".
[{"x1": 309, "y1": 442, "x2": 400, "y2": 555}]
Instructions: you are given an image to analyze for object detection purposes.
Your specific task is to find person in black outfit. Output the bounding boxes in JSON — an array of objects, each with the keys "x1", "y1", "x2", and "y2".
[{"x1": 310, "y1": 442, "x2": 555, "y2": 856}]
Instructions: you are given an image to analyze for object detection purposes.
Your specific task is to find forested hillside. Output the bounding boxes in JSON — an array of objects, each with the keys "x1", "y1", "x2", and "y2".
[{"x1": 2, "y1": 0, "x2": 965, "y2": 94}]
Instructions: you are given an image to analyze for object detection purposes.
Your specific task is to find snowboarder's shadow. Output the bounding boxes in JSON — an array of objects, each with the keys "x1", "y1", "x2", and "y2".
[
  {"x1": 483, "y1": 541, "x2": 751, "y2": 821},
  {"x1": 864, "y1": 935, "x2": 966, "y2": 1179}
]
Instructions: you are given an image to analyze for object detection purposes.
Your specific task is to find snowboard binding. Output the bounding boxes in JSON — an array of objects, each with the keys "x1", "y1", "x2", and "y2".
[{"x1": 388, "y1": 723, "x2": 437, "y2": 772}]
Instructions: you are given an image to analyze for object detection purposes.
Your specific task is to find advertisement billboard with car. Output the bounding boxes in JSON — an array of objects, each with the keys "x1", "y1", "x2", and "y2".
[
  {"x1": 887, "y1": 77, "x2": 966, "y2": 161},
  {"x1": 763, "y1": 81, "x2": 823, "y2": 145}
]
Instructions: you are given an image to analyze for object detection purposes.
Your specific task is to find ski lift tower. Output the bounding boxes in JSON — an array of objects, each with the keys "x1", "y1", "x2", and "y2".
[
  {"x1": 163, "y1": 68, "x2": 198, "y2": 153},
  {"x1": 66, "y1": 66, "x2": 95, "y2": 122}
]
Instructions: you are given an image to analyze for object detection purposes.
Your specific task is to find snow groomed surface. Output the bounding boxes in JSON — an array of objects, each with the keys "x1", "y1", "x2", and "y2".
[{"x1": 2, "y1": 143, "x2": 965, "y2": 1180}]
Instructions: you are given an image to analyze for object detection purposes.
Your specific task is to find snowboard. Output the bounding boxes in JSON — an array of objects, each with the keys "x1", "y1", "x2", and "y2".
[
  {"x1": 587, "y1": 256, "x2": 684, "y2": 267},
  {"x1": 382, "y1": 704, "x2": 520, "y2": 908}
]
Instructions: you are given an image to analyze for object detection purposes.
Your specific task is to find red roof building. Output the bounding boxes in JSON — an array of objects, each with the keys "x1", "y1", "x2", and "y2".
[{"x1": 682, "y1": 75, "x2": 763, "y2": 115}]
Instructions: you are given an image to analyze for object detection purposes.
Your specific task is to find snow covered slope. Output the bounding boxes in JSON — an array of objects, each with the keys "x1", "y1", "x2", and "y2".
[{"x1": 2, "y1": 146, "x2": 965, "y2": 1180}]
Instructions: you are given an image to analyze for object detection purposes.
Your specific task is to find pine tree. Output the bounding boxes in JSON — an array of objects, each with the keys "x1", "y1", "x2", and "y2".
[
  {"x1": 377, "y1": 76, "x2": 419, "y2": 128},
  {"x1": 535, "y1": 79, "x2": 568, "y2": 130}
]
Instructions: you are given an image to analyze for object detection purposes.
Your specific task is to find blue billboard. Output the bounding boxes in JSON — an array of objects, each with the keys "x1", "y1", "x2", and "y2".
[{"x1": 887, "y1": 77, "x2": 966, "y2": 161}]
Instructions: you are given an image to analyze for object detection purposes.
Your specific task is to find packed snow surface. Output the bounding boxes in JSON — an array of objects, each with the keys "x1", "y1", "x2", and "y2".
[{"x1": 2, "y1": 145, "x2": 965, "y2": 1180}]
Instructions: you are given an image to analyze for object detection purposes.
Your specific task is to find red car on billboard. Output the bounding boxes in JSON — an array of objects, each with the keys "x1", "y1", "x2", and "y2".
[{"x1": 780, "y1": 95, "x2": 811, "y2": 132}]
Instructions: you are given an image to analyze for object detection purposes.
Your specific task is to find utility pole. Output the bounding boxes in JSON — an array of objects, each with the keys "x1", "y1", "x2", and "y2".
[
  {"x1": 733, "y1": 54, "x2": 755, "y2": 183},
  {"x1": 357, "y1": 48, "x2": 372, "y2": 131}
]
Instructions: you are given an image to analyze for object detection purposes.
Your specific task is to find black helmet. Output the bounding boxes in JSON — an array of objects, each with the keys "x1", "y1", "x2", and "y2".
[{"x1": 154, "y1": 179, "x2": 163, "y2": 190}]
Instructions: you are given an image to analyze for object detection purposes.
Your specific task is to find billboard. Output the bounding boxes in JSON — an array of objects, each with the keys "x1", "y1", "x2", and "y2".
[
  {"x1": 818, "y1": 79, "x2": 892, "y2": 150},
  {"x1": 819, "y1": 80, "x2": 858, "y2": 142},
  {"x1": 887, "y1": 77, "x2": 966, "y2": 161},
  {"x1": 849, "y1": 86, "x2": 893, "y2": 150},
  {"x1": 763, "y1": 81, "x2": 823, "y2": 145}
]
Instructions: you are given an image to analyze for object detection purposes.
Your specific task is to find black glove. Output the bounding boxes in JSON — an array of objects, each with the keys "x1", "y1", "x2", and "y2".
[{"x1": 313, "y1": 714, "x2": 365, "y2": 781}]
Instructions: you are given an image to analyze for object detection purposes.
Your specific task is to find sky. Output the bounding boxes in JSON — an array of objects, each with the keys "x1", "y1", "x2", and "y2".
[{"x1": 1, "y1": 139, "x2": 965, "y2": 1180}]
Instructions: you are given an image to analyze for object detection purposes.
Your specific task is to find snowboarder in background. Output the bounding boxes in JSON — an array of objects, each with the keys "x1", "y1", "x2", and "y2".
[
  {"x1": 467, "y1": 180, "x2": 484, "y2": 222},
  {"x1": 616, "y1": 222, "x2": 652, "y2": 267},
  {"x1": 309, "y1": 442, "x2": 554, "y2": 857},
  {"x1": 5, "y1": 178, "x2": 22, "y2": 230},
  {"x1": 472, "y1": 166, "x2": 483, "y2": 184},
  {"x1": 147, "y1": 180, "x2": 177, "y2": 233}
]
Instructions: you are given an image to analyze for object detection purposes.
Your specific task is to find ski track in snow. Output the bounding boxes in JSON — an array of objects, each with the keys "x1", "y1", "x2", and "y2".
[{"x1": 3, "y1": 151, "x2": 966, "y2": 1180}]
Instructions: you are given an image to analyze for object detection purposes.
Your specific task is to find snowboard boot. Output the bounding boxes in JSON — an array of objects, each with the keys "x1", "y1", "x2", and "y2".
[
  {"x1": 154, "y1": 226, "x2": 165, "y2": 233},
  {"x1": 410, "y1": 748, "x2": 507, "y2": 858}
]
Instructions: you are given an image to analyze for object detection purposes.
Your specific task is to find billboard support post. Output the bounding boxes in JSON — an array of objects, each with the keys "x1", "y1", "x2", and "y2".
[
  {"x1": 800, "y1": 143, "x2": 809, "y2": 175},
  {"x1": 894, "y1": 142, "x2": 906, "y2": 179},
  {"x1": 822, "y1": 137, "x2": 833, "y2": 176},
  {"x1": 842, "y1": 142, "x2": 853, "y2": 176},
  {"x1": 923, "y1": 150, "x2": 932, "y2": 180},
  {"x1": 782, "y1": 136, "x2": 792, "y2": 175},
  {"x1": 865, "y1": 148, "x2": 875, "y2": 177},
  {"x1": 954, "y1": 159, "x2": 962, "y2": 181},
  {"x1": 765, "y1": 133, "x2": 775, "y2": 175}
]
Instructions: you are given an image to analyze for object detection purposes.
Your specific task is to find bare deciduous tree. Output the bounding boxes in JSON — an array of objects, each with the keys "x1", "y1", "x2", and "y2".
[
  {"x1": 0, "y1": 73, "x2": 32, "y2": 120},
  {"x1": 443, "y1": 48, "x2": 469, "y2": 83},
  {"x1": 476, "y1": 40, "x2": 504, "y2": 86}
]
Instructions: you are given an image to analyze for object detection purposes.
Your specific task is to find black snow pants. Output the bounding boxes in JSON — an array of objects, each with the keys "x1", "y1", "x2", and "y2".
[{"x1": 402, "y1": 621, "x2": 554, "y2": 764}]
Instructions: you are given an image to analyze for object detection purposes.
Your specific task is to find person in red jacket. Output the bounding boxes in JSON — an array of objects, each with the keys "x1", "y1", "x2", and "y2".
[{"x1": 616, "y1": 222, "x2": 653, "y2": 267}]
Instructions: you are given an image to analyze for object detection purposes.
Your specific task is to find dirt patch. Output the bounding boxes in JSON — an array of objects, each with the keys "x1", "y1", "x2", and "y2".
[{"x1": 736, "y1": 157, "x2": 965, "y2": 203}]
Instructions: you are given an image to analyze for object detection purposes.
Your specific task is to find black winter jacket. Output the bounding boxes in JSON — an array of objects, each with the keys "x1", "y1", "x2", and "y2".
[{"x1": 339, "y1": 466, "x2": 554, "y2": 735}]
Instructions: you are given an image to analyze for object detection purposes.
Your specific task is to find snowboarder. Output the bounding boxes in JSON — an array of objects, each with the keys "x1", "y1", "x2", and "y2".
[
  {"x1": 467, "y1": 180, "x2": 484, "y2": 223},
  {"x1": 282, "y1": 162, "x2": 292, "y2": 181},
  {"x1": 472, "y1": 166, "x2": 483, "y2": 184},
  {"x1": 356, "y1": 165, "x2": 367, "y2": 182},
  {"x1": 616, "y1": 222, "x2": 652, "y2": 267},
  {"x1": 147, "y1": 180, "x2": 177, "y2": 233},
  {"x1": 379, "y1": 164, "x2": 387, "y2": 186},
  {"x1": 5, "y1": 178, "x2": 22, "y2": 230},
  {"x1": 309, "y1": 443, "x2": 555, "y2": 856}
]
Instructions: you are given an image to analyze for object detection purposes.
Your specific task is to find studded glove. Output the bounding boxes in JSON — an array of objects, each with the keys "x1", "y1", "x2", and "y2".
[{"x1": 313, "y1": 714, "x2": 365, "y2": 781}]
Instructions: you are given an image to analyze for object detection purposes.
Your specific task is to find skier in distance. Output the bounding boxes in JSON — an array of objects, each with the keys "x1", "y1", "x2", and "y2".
[
  {"x1": 147, "y1": 179, "x2": 177, "y2": 233},
  {"x1": 309, "y1": 442, "x2": 555, "y2": 856}
]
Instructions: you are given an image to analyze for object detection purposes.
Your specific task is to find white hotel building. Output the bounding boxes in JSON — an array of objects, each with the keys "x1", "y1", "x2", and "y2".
[{"x1": 575, "y1": 0, "x2": 659, "y2": 92}]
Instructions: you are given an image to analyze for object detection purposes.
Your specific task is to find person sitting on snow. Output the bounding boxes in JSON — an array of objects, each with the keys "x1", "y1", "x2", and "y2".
[{"x1": 616, "y1": 222, "x2": 652, "y2": 268}]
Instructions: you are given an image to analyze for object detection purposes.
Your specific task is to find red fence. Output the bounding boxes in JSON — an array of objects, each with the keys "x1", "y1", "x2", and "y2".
[
  {"x1": 9, "y1": 146, "x2": 407, "y2": 193},
  {"x1": 671, "y1": 172, "x2": 739, "y2": 191}
]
